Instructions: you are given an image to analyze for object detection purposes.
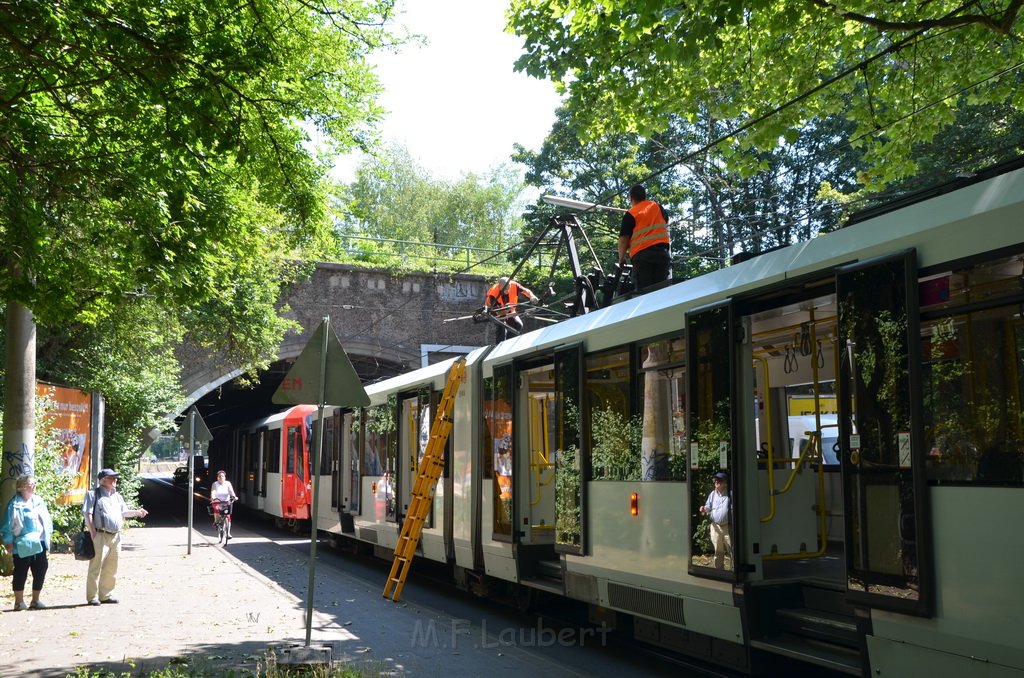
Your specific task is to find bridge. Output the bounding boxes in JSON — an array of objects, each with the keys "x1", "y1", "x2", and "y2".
[{"x1": 177, "y1": 263, "x2": 494, "y2": 435}]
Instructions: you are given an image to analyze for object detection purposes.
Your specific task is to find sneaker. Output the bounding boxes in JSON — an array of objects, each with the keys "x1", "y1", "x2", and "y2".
[
  {"x1": 29, "y1": 600, "x2": 47, "y2": 610},
  {"x1": 88, "y1": 599, "x2": 101, "y2": 606},
  {"x1": 100, "y1": 597, "x2": 118, "y2": 604},
  {"x1": 14, "y1": 602, "x2": 28, "y2": 611}
]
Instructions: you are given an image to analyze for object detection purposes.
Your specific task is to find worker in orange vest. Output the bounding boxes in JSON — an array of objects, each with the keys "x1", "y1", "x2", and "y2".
[
  {"x1": 483, "y1": 277, "x2": 539, "y2": 342},
  {"x1": 618, "y1": 184, "x2": 671, "y2": 292}
]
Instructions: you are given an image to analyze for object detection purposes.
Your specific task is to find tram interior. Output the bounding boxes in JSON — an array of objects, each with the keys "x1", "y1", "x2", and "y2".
[{"x1": 745, "y1": 293, "x2": 860, "y2": 660}]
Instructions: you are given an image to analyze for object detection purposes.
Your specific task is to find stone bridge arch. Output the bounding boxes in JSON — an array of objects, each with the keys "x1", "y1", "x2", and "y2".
[{"x1": 177, "y1": 263, "x2": 491, "y2": 430}]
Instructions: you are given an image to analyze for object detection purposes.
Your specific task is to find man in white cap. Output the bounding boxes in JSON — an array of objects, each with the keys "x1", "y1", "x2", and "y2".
[
  {"x1": 82, "y1": 468, "x2": 148, "y2": 605},
  {"x1": 699, "y1": 471, "x2": 732, "y2": 569}
]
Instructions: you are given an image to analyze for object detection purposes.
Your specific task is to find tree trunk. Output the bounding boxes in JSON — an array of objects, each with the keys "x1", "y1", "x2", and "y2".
[{"x1": 2, "y1": 298, "x2": 36, "y2": 576}]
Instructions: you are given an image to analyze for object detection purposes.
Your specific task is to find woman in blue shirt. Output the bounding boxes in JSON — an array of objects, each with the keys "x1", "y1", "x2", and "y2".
[{"x1": 1, "y1": 474, "x2": 54, "y2": 610}]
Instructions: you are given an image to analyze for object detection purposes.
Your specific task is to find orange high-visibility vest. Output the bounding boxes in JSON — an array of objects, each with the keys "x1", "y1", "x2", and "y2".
[
  {"x1": 486, "y1": 281, "x2": 527, "y2": 316},
  {"x1": 627, "y1": 200, "x2": 670, "y2": 258}
]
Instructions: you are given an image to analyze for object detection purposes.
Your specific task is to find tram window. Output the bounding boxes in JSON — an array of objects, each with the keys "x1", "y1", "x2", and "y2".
[
  {"x1": 637, "y1": 336, "x2": 687, "y2": 481},
  {"x1": 322, "y1": 415, "x2": 335, "y2": 477},
  {"x1": 266, "y1": 432, "x2": 280, "y2": 474},
  {"x1": 587, "y1": 348, "x2": 636, "y2": 480},
  {"x1": 922, "y1": 302, "x2": 1024, "y2": 485},
  {"x1": 362, "y1": 403, "x2": 391, "y2": 476},
  {"x1": 286, "y1": 426, "x2": 298, "y2": 474},
  {"x1": 484, "y1": 368, "x2": 513, "y2": 538}
]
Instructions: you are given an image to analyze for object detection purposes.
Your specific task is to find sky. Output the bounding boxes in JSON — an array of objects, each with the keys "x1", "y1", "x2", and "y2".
[{"x1": 333, "y1": 0, "x2": 562, "y2": 182}]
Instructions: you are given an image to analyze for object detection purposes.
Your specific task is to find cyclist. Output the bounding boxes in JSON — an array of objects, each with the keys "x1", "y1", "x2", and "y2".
[{"x1": 210, "y1": 470, "x2": 238, "y2": 539}]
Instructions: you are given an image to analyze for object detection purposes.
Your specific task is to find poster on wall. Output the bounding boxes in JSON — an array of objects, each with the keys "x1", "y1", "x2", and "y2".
[{"x1": 36, "y1": 381, "x2": 92, "y2": 505}]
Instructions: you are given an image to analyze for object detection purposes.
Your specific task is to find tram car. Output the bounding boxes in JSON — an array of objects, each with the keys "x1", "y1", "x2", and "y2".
[
  {"x1": 234, "y1": 404, "x2": 317, "y2": 524},
  {"x1": 227, "y1": 160, "x2": 1024, "y2": 676}
]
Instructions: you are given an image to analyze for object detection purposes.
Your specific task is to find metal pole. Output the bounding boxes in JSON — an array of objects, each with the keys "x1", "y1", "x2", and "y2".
[
  {"x1": 187, "y1": 408, "x2": 195, "y2": 555},
  {"x1": 305, "y1": 316, "x2": 330, "y2": 646}
]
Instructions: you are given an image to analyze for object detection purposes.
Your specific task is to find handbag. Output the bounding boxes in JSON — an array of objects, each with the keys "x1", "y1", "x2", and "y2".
[
  {"x1": 74, "y1": 528, "x2": 95, "y2": 561},
  {"x1": 74, "y1": 487, "x2": 100, "y2": 561}
]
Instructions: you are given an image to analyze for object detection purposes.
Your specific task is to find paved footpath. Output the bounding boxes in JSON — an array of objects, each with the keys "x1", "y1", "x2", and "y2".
[
  {"x1": 0, "y1": 526, "x2": 328, "y2": 677},
  {"x1": 0, "y1": 521, "x2": 622, "y2": 678}
]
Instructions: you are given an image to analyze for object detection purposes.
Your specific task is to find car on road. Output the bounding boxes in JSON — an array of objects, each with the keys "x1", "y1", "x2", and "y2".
[{"x1": 172, "y1": 466, "x2": 191, "y2": 485}]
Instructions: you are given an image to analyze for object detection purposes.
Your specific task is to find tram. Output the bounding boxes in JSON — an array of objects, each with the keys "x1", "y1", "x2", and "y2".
[
  {"x1": 234, "y1": 404, "x2": 317, "y2": 523},
  {"x1": 228, "y1": 160, "x2": 1024, "y2": 676}
]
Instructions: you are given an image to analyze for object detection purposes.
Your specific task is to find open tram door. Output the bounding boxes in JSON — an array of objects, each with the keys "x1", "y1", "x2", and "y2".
[
  {"x1": 510, "y1": 344, "x2": 583, "y2": 597},
  {"x1": 741, "y1": 251, "x2": 933, "y2": 673},
  {"x1": 836, "y1": 251, "x2": 933, "y2": 618}
]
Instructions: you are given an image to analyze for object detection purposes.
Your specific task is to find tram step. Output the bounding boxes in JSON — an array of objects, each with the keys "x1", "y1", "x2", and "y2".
[
  {"x1": 537, "y1": 558, "x2": 563, "y2": 580},
  {"x1": 775, "y1": 607, "x2": 859, "y2": 648},
  {"x1": 751, "y1": 633, "x2": 862, "y2": 675}
]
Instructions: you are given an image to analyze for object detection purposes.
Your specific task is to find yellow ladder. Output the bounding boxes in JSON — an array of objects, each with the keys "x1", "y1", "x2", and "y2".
[{"x1": 383, "y1": 357, "x2": 466, "y2": 601}]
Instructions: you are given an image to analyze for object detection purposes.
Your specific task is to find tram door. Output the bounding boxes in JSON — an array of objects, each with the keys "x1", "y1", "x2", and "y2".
[
  {"x1": 398, "y1": 390, "x2": 433, "y2": 528},
  {"x1": 513, "y1": 345, "x2": 584, "y2": 574},
  {"x1": 745, "y1": 289, "x2": 843, "y2": 581},
  {"x1": 515, "y1": 362, "x2": 557, "y2": 547},
  {"x1": 837, "y1": 251, "x2": 931, "y2": 616}
]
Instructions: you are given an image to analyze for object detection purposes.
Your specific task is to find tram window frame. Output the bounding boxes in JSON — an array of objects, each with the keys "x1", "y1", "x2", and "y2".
[
  {"x1": 265, "y1": 430, "x2": 278, "y2": 474},
  {"x1": 918, "y1": 254, "x2": 1024, "y2": 487},
  {"x1": 686, "y1": 301, "x2": 738, "y2": 579}
]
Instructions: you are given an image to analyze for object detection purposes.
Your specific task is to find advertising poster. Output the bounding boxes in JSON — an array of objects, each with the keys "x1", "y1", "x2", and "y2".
[{"x1": 36, "y1": 382, "x2": 92, "y2": 505}]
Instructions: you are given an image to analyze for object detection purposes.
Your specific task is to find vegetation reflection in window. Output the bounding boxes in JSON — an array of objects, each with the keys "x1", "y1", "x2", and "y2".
[
  {"x1": 555, "y1": 348, "x2": 582, "y2": 550},
  {"x1": 364, "y1": 399, "x2": 395, "y2": 520},
  {"x1": 922, "y1": 309, "x2": 1024, "y2": 484},
  {"x1": 587, "y1": 349, "x2": 638, "y2": 480}
]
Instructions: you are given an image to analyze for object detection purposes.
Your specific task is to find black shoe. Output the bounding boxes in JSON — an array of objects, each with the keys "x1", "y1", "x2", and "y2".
[{"x1": 100, "y1": 597, "x2": 118, "y2": 604}]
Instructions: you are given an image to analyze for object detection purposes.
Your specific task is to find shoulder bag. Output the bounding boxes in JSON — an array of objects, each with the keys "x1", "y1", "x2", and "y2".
[{"x1": 74, "y1": 489, "x2": 99, "y2": 561}]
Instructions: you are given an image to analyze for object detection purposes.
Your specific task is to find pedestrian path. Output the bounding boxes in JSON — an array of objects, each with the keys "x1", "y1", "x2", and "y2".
[
  {"x1": 0, "y1": 525, "x2": 324, "y2": 677},
  {"x1": 1, "y1": 516, "x2": 633, "y2": 678}
]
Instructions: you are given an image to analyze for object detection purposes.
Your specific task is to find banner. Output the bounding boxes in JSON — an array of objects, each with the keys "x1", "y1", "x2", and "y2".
[{"x1": 36, "y1": 382, "x2": 92, "y2": 505}]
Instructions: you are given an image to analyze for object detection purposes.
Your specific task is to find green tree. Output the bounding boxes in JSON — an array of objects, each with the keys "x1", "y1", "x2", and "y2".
[
  {"x1": 513, "y1": 107, "x2": 862, "y2": 287},
  {"x1": 508, "y1": 0, "x2": 1023, "y2": 187},
  {"x1": 334, "y1": 144, "x2": 527, "y2": 272},
  {"x1": 1, "y1": 0, "x2": 405, "y2": 517}
]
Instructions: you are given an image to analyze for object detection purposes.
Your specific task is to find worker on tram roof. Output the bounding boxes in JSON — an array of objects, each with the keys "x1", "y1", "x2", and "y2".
[{"x1": 483, "y1": 277, "x2": 539, "y2": 343}]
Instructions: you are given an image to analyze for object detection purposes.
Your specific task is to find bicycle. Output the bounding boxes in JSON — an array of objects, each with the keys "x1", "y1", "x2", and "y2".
[{"x1": 208, "y1": 499, "x2": 233, "y2": 544}]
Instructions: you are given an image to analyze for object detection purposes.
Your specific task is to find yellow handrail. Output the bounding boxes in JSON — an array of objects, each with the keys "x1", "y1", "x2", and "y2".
[{"x1": 762, "y1": 431, "x2": 829, "y2": 561}]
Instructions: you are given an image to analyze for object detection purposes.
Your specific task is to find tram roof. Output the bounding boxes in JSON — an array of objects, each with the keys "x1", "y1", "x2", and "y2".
[{"x1": 483, "y1": 161, "x2": 1024, "y2": 364}]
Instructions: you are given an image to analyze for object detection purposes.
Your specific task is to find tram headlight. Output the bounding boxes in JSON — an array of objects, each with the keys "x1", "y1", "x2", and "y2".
[{"x1": 630, "y1": 492, "x2": 639, "y2": 516}]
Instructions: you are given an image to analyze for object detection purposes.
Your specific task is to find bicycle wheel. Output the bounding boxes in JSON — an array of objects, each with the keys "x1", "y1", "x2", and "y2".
[{"x1": 217, "y1": 515, "x2": 225, "y2": 543}]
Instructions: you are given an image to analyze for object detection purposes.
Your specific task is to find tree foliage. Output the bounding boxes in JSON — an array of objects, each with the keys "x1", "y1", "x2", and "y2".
[
  {"x1": 333, "y1": 144, "x2": 527, "y2": 273},
  {"x1": 512, "y1": 106, "x2": 863, "y2": 290},
  {"x1": 1, "y1": 0, "x2": 405, "y2": 469},
  {"x1": 508, "y1": 0, "x2": 1024, "y2": 187}
]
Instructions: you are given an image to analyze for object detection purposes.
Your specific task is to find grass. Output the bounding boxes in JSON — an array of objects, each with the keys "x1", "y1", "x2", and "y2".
[{"x1": 66, "y1": 650, "x2": 386, "y2": 677}]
